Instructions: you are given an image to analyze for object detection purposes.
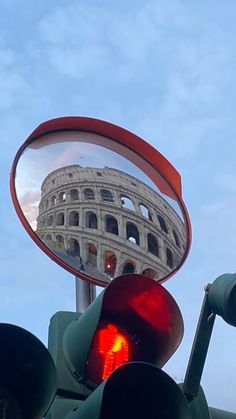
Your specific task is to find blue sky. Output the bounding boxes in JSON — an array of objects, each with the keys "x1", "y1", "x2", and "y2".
[{"x1": 1, "y1": 0, "x2": 236, "y2": 412}]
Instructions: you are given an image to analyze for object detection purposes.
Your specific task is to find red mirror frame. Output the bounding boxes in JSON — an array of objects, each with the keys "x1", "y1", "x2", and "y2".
[{"x1": 10, "y1": 116, "x2": 192, "y2": 286}]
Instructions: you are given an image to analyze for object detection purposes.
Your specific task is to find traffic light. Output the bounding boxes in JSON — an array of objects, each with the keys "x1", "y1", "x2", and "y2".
[
  {"x1": 0, "y1": 323, "x2": 57, "y2": 419},
  {"x1": 46, "y1": 273, "x2": 192, "y2": 418},
  {"x1": 181, "y1": 273, "x2": 236, "y2": 419},
  {"x1": 208, "y1": 273, "x2": 236, "y2": 326}
]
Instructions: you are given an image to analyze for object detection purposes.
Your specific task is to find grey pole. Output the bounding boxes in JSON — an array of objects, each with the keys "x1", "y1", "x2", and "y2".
[{"x1": 75, "y1": 277, "x2": 96, "y2": 312}]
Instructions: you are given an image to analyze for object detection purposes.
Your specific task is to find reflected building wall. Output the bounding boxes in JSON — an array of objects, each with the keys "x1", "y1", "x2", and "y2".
[{"x1": 36, "y1": 165, "x2": 186, "y2": 282}]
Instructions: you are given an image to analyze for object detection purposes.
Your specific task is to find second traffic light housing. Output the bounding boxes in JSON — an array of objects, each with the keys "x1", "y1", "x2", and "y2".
[{"x1": 0, "y1": 323, "x2": 57, "y2": 419}]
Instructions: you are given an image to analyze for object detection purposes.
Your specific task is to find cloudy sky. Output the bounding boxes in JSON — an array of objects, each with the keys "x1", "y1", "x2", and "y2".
[{"x1": 1, "y1": 0, "x2": 236, "y2": 413}]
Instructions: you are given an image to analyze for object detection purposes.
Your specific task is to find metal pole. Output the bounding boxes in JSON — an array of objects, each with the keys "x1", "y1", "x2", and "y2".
[
  {"x1": 75, "y1": 277, "x2": 96, "y2": 313},
  {"x1": 182, "y1": 285, "x2": 216, "y2": 400}
]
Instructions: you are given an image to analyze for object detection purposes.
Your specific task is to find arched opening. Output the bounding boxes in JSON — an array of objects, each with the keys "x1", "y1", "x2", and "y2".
[
  {"x1": 126, "y1": 222, "x2": 139, "y2": 245},
  {"x1": 121, "y1": 196, "x2": 135, "y2": 211},
  {"x1": 47, "y1": 215, "x2": 53, "y2": 227},
  {"x1": 140, "y1": 204, "x2": 152, "y2": 221},
  {"x1": 68, "y1": 238, "x2": 80, "y2": 257},
  {"x1": 105, "y1": 215, "x2": 118, "y2": 235},
  {"x1": 157, "y1": 215, "x2": 168, "y2": 234},
  {"x1": 104, "y1": 250, "x2": 116, "y2": 276},
  {"x1": 38, "y1": 218, "x2": 45, "y2": 228},
  {"x1": 142, "y1": 268, "x2": 157, "y2": 279},
  {"x1": 147, "y1": 233, "x2": 159, "y2": 257},
  {"x1": 85, "y1": 212, "x2": 97, "y2": 229},
  {"x1": 56, "y1": 212, "x2": 64, "y2": 226},
  {"x1": 166, "y1": 248, "x2": 173, "y2": 268},
  {"x1": 173, "y1": 230, "x2": 180, "y2": 248},
  {"x1": 56, "y1": 235, "x2": 64, "y2": 248},
  {"x1": 69, "y1": 211, "x2": 79, "y2": 226},
  {"x1": 122, "y1": 261, "x2": 135, "y2": 274},
  {"x1": 46, "y1": 234, "x2": 52, "y2": 241},
  {"x1": 87, "y1": 243, "x2": 97, "y2": 266},
  {"x1": 51, "y1": 195, "x2": 56, "y2": 206},
  {"x1": 101, "y1": 189, "x2": 114, "y2": 203},
  {"x1": 84, "y1": 188, "x2": 95, "y2": 200},
  {"x1": 59, "y1": 191, "x2": 66, "y2": 203},
  {"x1": 70, "y1": 189, "x2": 79, "y2": 201}
]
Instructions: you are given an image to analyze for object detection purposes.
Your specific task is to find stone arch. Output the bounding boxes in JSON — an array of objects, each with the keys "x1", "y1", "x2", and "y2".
[
  {"x1": 173, "y1": 230, "x2": 180, "y2": 248},
  {"x1": 84, "y1": 188, "x2": 95, "y2": 200},
  {"x1": 105, "y1": 215, "x2": 118, "y2": 235},
  {"x1": 100, "y1": 189, "x2": 114, "y2": 203},
  {"x1": 104, "y1": 250, "x2": 116, "y2": 276},
  {"x1": 70, "y1": 189, "x2": 79, "y2": 201},
  {"x1": 87, "y1": 243, "x2": 97, "y2": 266},
  {"x1": 47, "y1": 215, "x2": 53, "y2": 227},
  {"x1": 122, "y1": 261, "x2": 135, "y2": 274},
  {"x1": 140, "y1": 204, "x2": 152, "y2": 221},
  {"x1": 69, "y1": 211, "x2": 79, "y2": 226},
  {"x1": 157, "y1": 215, "x2": 168, "y2": 234},
  {"x1": 56, "y1": 212, "x2": 64, "y2": 226},
  {"x1": 126, "y1": 222, "x2": 140, "y2": 245},
  {"x1": 59, "y1": 191, "x2": 66, "y2": 203},
  {"x1": 121, "y1": 195, "x2": 135, "y2": 211},
  {"x1": 85, "y1": 211, "x2": 97, "y2": 229},
  {"x1": 147, "y1": 233, "x2": 159, "y2": 257},
  {"x1": 51, "y1": 195, "x2": 56, "y2": 206},
  {"x1": 68, "y1": 238, "x2": 80, "y2": 257},
  {"x1": 166, "y1": 248, "x2": 173, "y2": 268},
  {"x1": 56, "y1": 235, "x2": 64, "y2": 248}
]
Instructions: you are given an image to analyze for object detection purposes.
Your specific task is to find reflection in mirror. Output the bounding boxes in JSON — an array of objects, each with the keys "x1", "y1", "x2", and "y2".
[{"x1": 14, "y1": 133, "x2": 187, "y2": 285}]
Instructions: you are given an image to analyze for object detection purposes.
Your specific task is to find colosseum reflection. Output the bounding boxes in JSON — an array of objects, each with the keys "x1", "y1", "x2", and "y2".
[{"x1": 36, "y1": 165, "x2": 186, "y2": 283}]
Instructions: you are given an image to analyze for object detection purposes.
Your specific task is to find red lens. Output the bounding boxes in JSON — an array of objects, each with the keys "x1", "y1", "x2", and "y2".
[{"x1": 86, "y1": 322, "x2": 130, "y2": 385}]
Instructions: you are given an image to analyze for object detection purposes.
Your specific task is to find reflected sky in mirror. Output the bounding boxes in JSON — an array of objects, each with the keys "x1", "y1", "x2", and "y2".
[{"x1": 16, "y1": 137, "x2": 183, "y2": 228}]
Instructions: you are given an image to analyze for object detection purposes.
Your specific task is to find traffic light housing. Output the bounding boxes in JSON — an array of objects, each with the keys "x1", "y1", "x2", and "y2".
[
  {"x1": 208, "y1": 273, "x2": 236, "y2": 326},
  {"x1": 0, "y1": 323, "x2": 57, "y2": 419},
  {"x1": 46, "y1": 273, "x2": 190, "y2": 418}
]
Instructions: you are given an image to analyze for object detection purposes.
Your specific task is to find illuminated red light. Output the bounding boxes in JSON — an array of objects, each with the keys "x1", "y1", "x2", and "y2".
[
  {"x1": 87, "y1": 322, "x2": 130, "y2": 384},
  {"x1": 98, "y1": 323, "x2": 129, "y2": 380}
]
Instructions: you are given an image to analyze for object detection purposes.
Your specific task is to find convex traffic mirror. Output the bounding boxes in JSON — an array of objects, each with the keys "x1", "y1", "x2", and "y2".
[{"x1": 10, "y1": 117, "x2": 191, "y2": 286}]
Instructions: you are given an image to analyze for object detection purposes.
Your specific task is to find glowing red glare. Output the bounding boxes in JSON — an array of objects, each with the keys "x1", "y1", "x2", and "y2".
[
  {"x1": 106, "y1": 263, "x2": 112, "y2": 269},
  {"x1": 97, "y1": 323, "x2": 129, "y2": 380},
  {"x1": 130, "y1": 288, "x2": 172, "y2": 333}
]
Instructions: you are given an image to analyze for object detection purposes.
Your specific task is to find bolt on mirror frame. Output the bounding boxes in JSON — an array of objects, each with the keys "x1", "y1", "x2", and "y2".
[{"x1": 10, "y1": 116, "x2": 192, "y2": 287}]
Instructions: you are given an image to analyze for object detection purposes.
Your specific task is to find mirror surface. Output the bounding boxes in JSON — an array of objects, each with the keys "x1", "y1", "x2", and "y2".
[{"x1": 14, "y1": 130, "x2": 188, "y2": 286}]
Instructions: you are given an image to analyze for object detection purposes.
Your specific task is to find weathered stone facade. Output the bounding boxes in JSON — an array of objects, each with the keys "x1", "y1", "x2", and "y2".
[{"x1": 36, "y1": 165, "x2": 186, "y2": 283}]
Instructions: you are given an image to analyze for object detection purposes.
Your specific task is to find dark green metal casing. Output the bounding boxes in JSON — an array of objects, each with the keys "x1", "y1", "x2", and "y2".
[
  {"x1": 65, "y1": 362, "x2": 192, "y2": 419},
  {"x1": 0, "y1": 323, "x2": 57, "y2": 419},
  {"x1": 208, "y1": 273, "x2": 236, "y2": 326},
  {"x1": 46, "y1": 274, "x2": 184, "y2": 418}
]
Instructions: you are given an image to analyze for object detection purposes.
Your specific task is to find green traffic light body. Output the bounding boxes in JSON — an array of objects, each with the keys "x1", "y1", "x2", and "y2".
[
  {"x1": 0, "y1": 323, "x2": 57, "y2": 419},
  {"x1": 64, "y1": 273, "x2": 184, "y2": 389},
  {"x1": 179, "y1": 384, "x2": 211, "y2": 419},
  {"x1": 208, "y1": 273, "x2": 236, "y2": 326},
  {"x1": 46, "y1": 274, "x2": 185, "y2": 418}
]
